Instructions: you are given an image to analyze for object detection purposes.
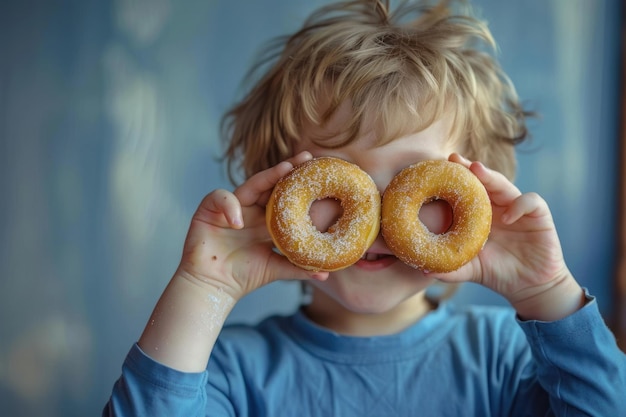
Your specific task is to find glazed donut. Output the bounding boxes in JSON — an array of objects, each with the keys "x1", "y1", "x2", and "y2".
[
  {"x1": 266, "y1": 157, "x2": 381, "y2": 271},
  {"x1": 381, "y1": 160, "x2": 491, "y2": 272}
]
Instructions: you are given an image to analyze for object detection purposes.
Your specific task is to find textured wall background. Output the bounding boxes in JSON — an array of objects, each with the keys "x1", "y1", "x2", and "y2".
[{"x1": 0, "y1": 0, "x2": 621, "y2": 415}]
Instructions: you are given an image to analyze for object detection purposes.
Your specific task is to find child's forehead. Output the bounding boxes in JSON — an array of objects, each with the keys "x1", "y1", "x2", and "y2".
[{"x1": 299, "y1": 97, "x2": 459, "y2": 149}]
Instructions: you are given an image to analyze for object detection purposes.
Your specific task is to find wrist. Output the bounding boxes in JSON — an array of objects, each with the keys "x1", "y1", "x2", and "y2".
[
  {"x1": 175, "y1": 263, "x2": 247, "y2": 302},
  {"x1": 509, "y1": 270, "x2": 586, "y2": 322}
]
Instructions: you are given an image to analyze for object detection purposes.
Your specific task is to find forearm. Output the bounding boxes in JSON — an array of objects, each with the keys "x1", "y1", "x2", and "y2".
[
  {"x1": 510, "y1": 270, "x2": 586, "y2": 322},
  {"x1": 518, "y1": 293, "x2": 626, "y2": 415},
  {"x1": 138, "y1": 272, "x2": 236, "y2": 372}
]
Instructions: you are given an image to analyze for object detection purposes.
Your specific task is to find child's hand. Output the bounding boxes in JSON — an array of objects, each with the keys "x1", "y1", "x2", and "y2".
[
  {"x1": 176, "y1": 151, "x2": 329, "y2": 301},
  {"x1": 436, "y1": 154, "x2": 585, "y2": 321}
]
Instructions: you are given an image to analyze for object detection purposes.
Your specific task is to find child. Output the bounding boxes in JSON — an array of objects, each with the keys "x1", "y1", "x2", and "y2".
[{"x1": 104, "y1": 1, "x2": 626, "y2": 415}]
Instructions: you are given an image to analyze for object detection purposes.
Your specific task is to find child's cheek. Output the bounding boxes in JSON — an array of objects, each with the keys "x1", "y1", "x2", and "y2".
[
  {"x1": 418, "y1": 200, "x2": 453, "y2": 235},
  {"x1": 309, "y1": 198, "x2": 344, "y2": 233}
]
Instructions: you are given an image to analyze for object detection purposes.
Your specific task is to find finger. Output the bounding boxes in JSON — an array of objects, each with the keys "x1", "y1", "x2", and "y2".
[
  {"x1": 423, "y1": 257, "x2": 484, "y2": 285},
  {"x1": 288, "y1": 151, "x2": 314, "y2": 166},
  {"x1": 235, "y1": 151, "x2": 313, "y2": 207},
  {"x1": 196, "y1": 189, "x2": 244, "y2": 229},
  {"x1": 266, "y1": 251, "x2": 330, "y2": 282},
  {"x1": 448, "y1": 152, "x2": 471, "y2": 168},
  {"x1": 449, "y1": 153, "x2": 522, "y2": 207},
  {"x1": 500, "y1": 192, "x2": 551, "y2": 226},
  {"x1": 468, "y1": 161, "x2": 522, "y2": 207}
]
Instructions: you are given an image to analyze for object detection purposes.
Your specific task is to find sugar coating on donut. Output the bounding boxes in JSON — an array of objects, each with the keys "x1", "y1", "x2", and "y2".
[
  {"x1": 266, "y1": 157, "x2": 381, "y2": 271},
  {"x1": 381, "y1": 160, "x2": 492, "y2": 272}
]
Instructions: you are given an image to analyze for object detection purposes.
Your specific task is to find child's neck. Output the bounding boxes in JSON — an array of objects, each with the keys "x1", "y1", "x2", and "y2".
[{"x1": 303, "y1": 289, "x2": 435, "y2": 337}]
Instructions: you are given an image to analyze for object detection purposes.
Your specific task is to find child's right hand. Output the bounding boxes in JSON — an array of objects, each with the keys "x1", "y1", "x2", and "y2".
[
  {"x1": 175, "y1": 151, "x2": 329, "y2": 302},
  {"x1": 138, "y1": 155, "x2": 328, "y2": 372}
]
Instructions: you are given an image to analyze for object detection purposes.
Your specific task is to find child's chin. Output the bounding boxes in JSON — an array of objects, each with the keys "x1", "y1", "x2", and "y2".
[{"x1": 336, "y1": 293, "x2": 412, "y2": 315}]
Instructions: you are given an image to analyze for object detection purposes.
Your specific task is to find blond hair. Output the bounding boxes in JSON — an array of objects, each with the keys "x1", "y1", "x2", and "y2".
[{"x1": 222, "y1": 0, "x2": 531, "y2": 184}]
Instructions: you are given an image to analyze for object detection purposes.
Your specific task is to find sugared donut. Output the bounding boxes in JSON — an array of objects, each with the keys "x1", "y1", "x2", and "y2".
[
  {"x1": 266, "y1": 157, "x2": 381, "y2": 271},
  {"x1": 381, "y1": 160, "x2": 492, "y2": 272}
]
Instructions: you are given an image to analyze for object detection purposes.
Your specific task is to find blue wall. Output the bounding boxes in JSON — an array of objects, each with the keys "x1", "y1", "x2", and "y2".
[{"x1": 0, "y1": 1, "x2": 621, "y2": 415}]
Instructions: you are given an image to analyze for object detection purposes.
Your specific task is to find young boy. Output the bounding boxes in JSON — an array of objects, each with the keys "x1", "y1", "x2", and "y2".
[{"x1": 104, "y1": 1, "x2": 626, "y2": 415}]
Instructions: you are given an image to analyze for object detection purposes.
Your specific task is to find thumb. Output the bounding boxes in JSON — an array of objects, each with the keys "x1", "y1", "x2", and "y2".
[{"x1": 265, "y1": 253, "x2": 330, "y2": 283}]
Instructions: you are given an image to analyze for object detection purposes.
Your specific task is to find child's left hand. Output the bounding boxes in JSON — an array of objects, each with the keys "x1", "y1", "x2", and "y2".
[{"x1": 435, "y1": 153, "x2": 585, "y2": 321}]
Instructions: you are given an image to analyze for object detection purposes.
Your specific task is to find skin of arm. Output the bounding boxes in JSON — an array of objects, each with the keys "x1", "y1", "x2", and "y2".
[{"x1": 136, "y1": 149, "x2": 586, "y2": 372}]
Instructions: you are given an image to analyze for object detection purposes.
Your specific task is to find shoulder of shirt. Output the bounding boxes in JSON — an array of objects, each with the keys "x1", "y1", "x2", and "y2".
[
  {"x1": 213, "y1": 314, "x2": 292, "y2": 352},
  {"x1": 439, "y1": 302, "x2": 528, "y2": 348},
  {"x1": 444, "y1": 302, "x2": 518, "y2": 325},
  {"x1": 215, "y1": 304, "x2": 520, "y2": 349}
]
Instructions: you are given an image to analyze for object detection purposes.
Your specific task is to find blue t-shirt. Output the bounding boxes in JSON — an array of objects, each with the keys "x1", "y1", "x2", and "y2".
[{"x1": 104, "y1": 293, "x2": 626, "y2": 416}]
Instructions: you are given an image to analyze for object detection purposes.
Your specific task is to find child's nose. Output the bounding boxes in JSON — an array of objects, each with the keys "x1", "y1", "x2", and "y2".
[{"x1": 363, "y1": 164, "x2": 401, "y2": 196}]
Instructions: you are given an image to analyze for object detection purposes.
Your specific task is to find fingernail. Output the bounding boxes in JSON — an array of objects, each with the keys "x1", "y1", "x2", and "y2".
[
  {"x1": 278, "y1": 161, "x2": 293, "y2": 171},
  {"x1": 459, "y1": 154, "x2": 471, "y2": 163},
  {"x1": 310, "y1": 271, "x2": 328, "y2": 281},
  {"x1": 232, "y1": 216, "x2": 243, "y2": 228}
]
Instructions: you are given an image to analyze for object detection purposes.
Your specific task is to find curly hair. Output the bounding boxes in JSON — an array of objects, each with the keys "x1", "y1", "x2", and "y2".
[{"x1": 222, "y1": 0, "x2": 531, "y2": 184}]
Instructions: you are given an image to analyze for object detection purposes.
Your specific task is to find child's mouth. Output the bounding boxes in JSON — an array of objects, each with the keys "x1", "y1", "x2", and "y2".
[
  {"x1": 360, "y1": 253, "x2": 394, "y2": 261},
  {"x1": 355, "y1": 252, "x2": 397, "y2": 270}
]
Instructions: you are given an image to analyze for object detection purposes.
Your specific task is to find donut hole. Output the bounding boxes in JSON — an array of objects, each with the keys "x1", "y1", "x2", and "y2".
[
  {"x1": 309, "y1": 197, "x2": 344, "y2": 233},
  {"x1": 418, "y1": 199, "x2": 453, "y2": 234}
]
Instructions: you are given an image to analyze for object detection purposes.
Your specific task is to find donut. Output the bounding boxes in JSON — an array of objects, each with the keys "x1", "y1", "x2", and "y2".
[
  {"x1": 381, "y1": 160, "x2": 491, "y2": 272},
  {"x1": 266, "y1": 157, "x2": 381, "y2": 271}
]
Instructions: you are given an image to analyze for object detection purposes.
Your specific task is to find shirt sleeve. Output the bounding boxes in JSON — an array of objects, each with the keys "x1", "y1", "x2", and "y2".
[
  {"x1": 102, "y1": 344, "x2": 213, "y2": 417},
  {"x1": 517, "y1": 292, "x2": 626, "y2": 416}
]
